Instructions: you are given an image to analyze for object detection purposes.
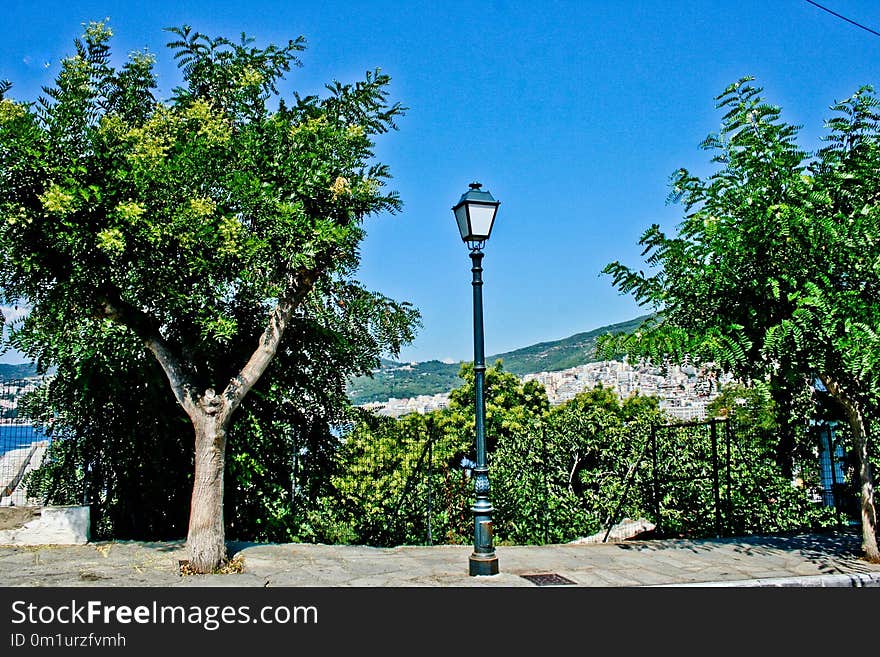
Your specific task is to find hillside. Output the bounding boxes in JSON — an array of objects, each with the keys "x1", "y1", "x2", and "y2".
[
  {"x1": 347, "y1": 314, "x2": 651, "y2": 404},
  {"x1": 0, "y1": 363, "x2": 38, "y2": 381}
]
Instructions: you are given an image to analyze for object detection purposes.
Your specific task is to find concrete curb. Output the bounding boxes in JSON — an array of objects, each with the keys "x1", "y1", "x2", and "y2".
[{"x1": 656, "y1": 571, "x2": 880, "y2": 588}]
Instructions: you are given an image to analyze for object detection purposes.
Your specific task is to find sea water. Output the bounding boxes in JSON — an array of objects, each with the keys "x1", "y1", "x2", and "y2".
[{"x1": 0, "y1": 424, "x2": 45, "y2": 457}]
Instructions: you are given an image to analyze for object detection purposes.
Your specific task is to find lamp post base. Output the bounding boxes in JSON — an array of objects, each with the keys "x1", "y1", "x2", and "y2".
[{"x1": 469, "y1": 553, "x2": 500, "y2": 576}]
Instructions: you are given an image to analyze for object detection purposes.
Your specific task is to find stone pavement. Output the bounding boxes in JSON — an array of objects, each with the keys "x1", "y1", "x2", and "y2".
[{"x1": 1, "y1": 530, "x2": 879, "y2": 587}]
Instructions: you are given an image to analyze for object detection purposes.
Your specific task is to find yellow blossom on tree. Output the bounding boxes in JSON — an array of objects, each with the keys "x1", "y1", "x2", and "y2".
[
  {"x1": 185, "y1": 99, "x2": 232, "y2": 144},
  {"x1": 116, "y1": 201, "x2": 146, "y2": 223},
  {"x1": 346, "y1": 124, "x2": 365, "y2": 139},
  {"x1": 218, "y1": 216, "x2": 242, "y2": 255},
  {"x1": 5, "y1": 206, "x2": 29, "y2": 226},
  {"x1": 330, "y1": 176, "x2": 351, "y2": 199},
  {"x1": 84, "y1": 20, "x2": 112, "y2": 41},
  {"x1": 238, "y1": 67, "x2": 264, "y2": 88},
  {"x1": 0, "y1": 99, "x2": 26, "y2": 124},
  {"x1": 126, "y1": 106, "x2": 177, "y2": 168},
  {"x1": 96, "y1": 227, "x2": 125, "y2": 255},
  {"x1": 189, "y1": 197, "x2": 217, "y2": 218},
  {"x1": 39, "y1": 184, "x2": 75, "y2": 216},
  {"x1": 98, "y1": 114, "x2": 127, "y2": 138},
  {"x1": 288, "y1": 115, "x2": 328, "y2": 138}
]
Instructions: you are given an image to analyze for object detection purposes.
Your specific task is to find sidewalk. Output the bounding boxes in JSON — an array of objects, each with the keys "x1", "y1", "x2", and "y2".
[{"x1": 1, "y1": 530, "x2": 878, "y2": 587}]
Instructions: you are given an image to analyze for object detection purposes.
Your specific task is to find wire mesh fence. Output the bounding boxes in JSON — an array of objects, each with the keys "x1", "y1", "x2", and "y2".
[
  {"x1": 0, "y1": 379, "x2": 48, "y2": 507},
  {"x1": 350, "y1": 417, "x2": 474, "y2": 547},
  {"x1": 0, "y1": 370, "x2": 857, "y2": 546},
  {"x1": 381, "y1": 417, "x2": 854, "y2": 547}
]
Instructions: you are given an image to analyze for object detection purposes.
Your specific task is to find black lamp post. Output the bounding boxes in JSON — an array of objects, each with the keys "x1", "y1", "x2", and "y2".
[{"x1": 452, "y1": 182, "x2": 500, "y2": 576}]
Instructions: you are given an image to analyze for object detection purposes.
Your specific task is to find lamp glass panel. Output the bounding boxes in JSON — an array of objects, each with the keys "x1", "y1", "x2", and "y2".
[
  {"x1": 454, "y1": 205, "x2": 470, "y2": 240},
  {"x1": 467, "y1": 204, "x2": 496, "y2": 239}
]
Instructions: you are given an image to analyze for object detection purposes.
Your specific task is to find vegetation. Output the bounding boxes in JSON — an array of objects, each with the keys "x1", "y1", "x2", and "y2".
[
  {"x1": 1, "y1": 31, "x2": 864, "y2": 558},
  {"x1": 348, "y1": 359, "x2": 461, "y2": 405},
  {"x1": 20, "y1": 329, "x2": 193, "y2": 539},
  {"x1": 20, "y1": 340, "x2": 842, "y2": 548},
  {"x1": 20, "y1": 307, "x2": 383, "y2": 544},
  {"x1": 307, "y1": 364, "x2": 836, "y2": 547},
  {"x1": 0, "y1": 22, "x2": 418, "y2": 571},
  {"x1": 601, "y1": 78, "x2": 880, "y2": 561},
  {"x1": 706, "y1": 382, "x2": 778, "y2": 433},
  {"x1": 494, "y1": 314, "x2": 649, "y2": 377}
]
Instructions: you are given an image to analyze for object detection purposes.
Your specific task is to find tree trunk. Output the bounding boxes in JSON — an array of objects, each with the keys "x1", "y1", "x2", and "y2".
[
  {"x1": 848, "y1": 409, "x2": 879, "y2": 563},
  {"x1": 186, "y1": 412, "x2": 229, "y2": 573},
  {"x1": 102, "y1": 275, "x2": 319, "y2": 574},
  {"x1": 149, "y1": 292, "x2": 302, "y2": 573},
  {"x1": 820, "y1": 375, "x2": 879, "y2": 563}
]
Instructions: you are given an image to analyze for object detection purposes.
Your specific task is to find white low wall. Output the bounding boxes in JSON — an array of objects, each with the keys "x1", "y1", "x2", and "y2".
[{"x1": 0, "y1": 506, "x2": 90, "y2": 545}]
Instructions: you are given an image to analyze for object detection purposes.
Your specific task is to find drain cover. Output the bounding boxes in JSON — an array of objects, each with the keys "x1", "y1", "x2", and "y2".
[{"x1": 521, "y1": 573, "x2": 577, "y2": 586}]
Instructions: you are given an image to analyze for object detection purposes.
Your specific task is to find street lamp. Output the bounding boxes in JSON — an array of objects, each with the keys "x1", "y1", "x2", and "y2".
[{"x1": 452, "y1": 181, "x2": 500, "y2": 576}]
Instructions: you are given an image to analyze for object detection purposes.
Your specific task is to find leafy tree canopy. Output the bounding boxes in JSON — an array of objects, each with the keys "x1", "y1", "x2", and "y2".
[
  {"x1": 0, "y1": 21, "x2": 419, "y2": 571},
  {"x1": 600, "y1": 77, "x2": 880, "y2": 561},
  {"x1": 706, "y1": 382, "x2": 778, "y2": 433},
  {"x1": 0, "y1": 22, "x2": 415, "y2": 380}
]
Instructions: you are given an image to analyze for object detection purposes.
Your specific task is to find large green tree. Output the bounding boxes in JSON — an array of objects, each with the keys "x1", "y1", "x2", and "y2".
[
  {"x1": 0, "y1": 22, "x2": 417, "y2": 571},
  {"x1": 602, "y1": 78, "x2": 880, "y2": 561},
  {"x1": 19, "y1": 286, "x2": 407, "y2": 544}
]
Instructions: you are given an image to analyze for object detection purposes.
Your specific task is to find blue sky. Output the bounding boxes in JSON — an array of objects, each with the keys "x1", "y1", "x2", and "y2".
[{"x1": 2, "y1": 1, "x2": 879, "y2": 365}]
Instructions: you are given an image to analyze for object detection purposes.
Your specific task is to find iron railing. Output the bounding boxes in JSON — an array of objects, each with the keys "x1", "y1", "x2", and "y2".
[{"x1": 381, "y1": 417, "x2": 853, "y2": 546}]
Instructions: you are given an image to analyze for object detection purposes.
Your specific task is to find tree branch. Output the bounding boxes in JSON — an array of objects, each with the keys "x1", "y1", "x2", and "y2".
[
  {"x1": 219, "y1": 268, "x2": 320, "y2": 423},
  {"x1": 97, "y1": 291, "x2": 198, "y2": 415}
]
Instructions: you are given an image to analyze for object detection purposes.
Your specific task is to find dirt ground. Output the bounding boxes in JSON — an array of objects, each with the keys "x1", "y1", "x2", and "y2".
[{"x1": 0, "y1": 505, "x2": 40, "y2": 530}]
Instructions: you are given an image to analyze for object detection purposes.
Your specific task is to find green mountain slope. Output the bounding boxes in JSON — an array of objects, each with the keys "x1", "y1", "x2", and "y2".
[
  {"x1": 490, "y1": 314, "x2": 649, "y2": 376},
  {"x1": 0, "y1": 363, "x2": 38, "y2": 381},
  {"x1": 347, "y1": 314, "x2": 651, "y2": 404}
]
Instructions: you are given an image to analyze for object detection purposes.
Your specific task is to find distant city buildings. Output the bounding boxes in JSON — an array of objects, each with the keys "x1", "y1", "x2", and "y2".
[
  {"x1": 361, "y1": 393, "x2": 451, "y2": 418},
  {"x1": 364, "y1": 360, "x2": 733, "y2": 421},
  {"x1": 0, "y1": 379, "x2": 40, "y2": 419}
]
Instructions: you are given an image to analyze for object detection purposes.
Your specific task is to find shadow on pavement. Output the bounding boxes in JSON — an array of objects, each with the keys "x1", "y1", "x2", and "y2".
[{"x1": 616, "y1": 529, "x2": 874, "y2": 574}]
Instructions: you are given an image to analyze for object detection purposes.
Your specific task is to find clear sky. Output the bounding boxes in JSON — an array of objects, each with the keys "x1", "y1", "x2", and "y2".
[{"x1": 2, "y1": 1, "x2": 879, "y2": 365}]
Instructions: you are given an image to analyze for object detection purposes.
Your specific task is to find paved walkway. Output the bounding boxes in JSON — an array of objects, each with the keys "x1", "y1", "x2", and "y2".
[{"x1": 1, "y1": 531, "x2": 878, "y2": 587}]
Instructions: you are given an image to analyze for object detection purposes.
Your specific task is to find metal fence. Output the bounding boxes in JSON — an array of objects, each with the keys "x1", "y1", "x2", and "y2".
[
  {"x1": 0, "y1": 373, "x2": 856, "y2": 544},
  {"x1": 0, "y1": 379, "x2": 47, "y2": 507},
  {"x1": 648, "y1": 419, "x2": 732, "y2": 537},
  {"x1": 381, "y1": 418, "x2": 473, "y2": 546},
  {"x1": 384, "y1": 417, "x2": 853, "y2": 546}
]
